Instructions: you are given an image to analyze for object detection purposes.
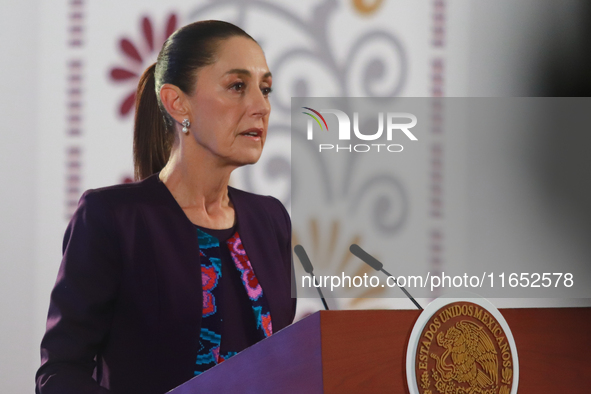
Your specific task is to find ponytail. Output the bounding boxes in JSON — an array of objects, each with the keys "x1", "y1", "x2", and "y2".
[{"x1": 133, "y1": 63, "x2": 172, "y2": 181}]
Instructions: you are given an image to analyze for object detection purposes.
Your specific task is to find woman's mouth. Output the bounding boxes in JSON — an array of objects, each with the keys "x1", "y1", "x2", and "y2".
[{"x1": 239, "y1": 128, "x2": 263, "y2": 141}]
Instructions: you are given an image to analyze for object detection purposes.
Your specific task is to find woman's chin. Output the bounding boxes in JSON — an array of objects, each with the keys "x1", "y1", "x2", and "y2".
[{"x1": 227, "y1": 151, "x2": 263, "y2": 167}]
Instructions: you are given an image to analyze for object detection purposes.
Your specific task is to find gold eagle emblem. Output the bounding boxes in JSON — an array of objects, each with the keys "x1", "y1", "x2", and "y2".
[{"x1": 431, "y1": 320, "x2": 498, "y2": 392}]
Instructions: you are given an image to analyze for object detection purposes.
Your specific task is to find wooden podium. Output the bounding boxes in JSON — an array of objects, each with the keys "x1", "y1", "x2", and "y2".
[{"x1": 169, "y1": 308, "x2": 591, "y2": 393}]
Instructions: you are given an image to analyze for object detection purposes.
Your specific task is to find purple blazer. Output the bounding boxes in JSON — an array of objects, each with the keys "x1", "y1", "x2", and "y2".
[{"x1": 35, "y1": 173, "x2": 296, "y2": 394}]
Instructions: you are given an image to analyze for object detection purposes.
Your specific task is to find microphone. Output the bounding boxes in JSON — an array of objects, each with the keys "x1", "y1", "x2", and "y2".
[
  {"x1": 293, "y1": 244, "x2": 329, "y2": 310},
  {"x1": 349, "y1": 244, "x2": 422, "y2": 310}
]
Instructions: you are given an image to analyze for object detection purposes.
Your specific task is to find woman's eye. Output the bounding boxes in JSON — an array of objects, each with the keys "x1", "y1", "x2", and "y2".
[
  {"x1": 261, "y1": 87, "x2": 273, "y2": 96},
  {"x1": 230, "y1": 82, "x2": 245, "y2": 92}
]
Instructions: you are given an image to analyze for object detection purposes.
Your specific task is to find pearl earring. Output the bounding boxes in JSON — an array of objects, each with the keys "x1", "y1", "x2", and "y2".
[{"x1": 182, "y1": 119, "x2": 191, "y2": 134}]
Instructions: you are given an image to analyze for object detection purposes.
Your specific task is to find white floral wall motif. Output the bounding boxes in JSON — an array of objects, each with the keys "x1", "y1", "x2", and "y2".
[{"x1": 37, "y1": 0, "x2": 447, "y2": 319}]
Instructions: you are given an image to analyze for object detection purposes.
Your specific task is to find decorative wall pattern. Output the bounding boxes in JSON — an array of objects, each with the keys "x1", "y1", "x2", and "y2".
[{"x1": 37, "y1": 0, "x2": 461, "y2": 327}]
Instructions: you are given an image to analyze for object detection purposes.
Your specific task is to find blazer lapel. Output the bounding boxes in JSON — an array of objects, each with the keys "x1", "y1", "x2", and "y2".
[{"x1": 228, "y1": 187, "x2": 291, "y2": 332}]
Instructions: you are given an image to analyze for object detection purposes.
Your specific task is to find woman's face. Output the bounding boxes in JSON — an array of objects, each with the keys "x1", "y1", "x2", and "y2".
[{"x1": 186, "y1": 36, "x2": 272, "y2": 167}]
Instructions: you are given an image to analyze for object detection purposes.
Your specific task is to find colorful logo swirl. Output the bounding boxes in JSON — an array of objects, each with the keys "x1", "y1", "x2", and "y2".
[{"x1": 302, "y1": 107, "x2": 329, "y2": 131}]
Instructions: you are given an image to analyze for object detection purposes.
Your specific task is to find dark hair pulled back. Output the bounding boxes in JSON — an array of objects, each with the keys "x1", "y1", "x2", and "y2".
[{"x1": 133, "y1": 20, "x2": 255, "y2": 180}]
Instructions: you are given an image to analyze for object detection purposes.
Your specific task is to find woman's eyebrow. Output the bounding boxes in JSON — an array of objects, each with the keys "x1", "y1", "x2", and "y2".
[{"x1": 224, "y1": 68, "x2": 272, "y2": 79}]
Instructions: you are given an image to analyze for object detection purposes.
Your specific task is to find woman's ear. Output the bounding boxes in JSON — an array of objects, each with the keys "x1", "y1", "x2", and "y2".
[{"x1": 160, "y1": 84, "x2": 190, "y2": 124}]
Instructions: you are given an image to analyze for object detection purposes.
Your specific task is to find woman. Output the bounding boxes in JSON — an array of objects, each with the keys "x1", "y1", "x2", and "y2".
[{"x1": 35, "y1": 20, "x2": 295, "y2": 394}]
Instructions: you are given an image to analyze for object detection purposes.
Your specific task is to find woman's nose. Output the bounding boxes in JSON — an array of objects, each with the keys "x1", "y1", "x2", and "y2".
[{"x1": 248, "y1": 87, "x2": 270, "y2": 118}]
